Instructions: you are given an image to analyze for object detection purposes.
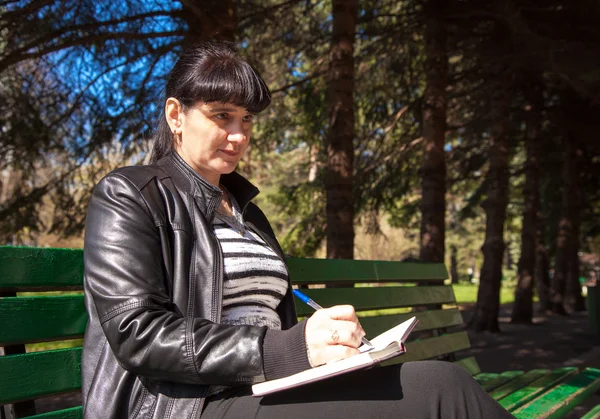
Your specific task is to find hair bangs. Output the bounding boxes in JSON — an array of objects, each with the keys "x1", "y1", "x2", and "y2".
[{"x1": 188, "y1": 58, "x2": 271, "y2": 113}]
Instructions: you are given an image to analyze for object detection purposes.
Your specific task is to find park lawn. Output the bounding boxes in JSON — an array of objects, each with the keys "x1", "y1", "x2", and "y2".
[{"x1": 452, "y1": 283, "x2": 518, "y2": 305}]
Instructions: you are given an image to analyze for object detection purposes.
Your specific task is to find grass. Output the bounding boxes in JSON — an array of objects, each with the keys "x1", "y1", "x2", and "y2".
[
  {"x1": 27, "y1": 338, "x2": 83, "y2": 353},
  {"x1": 453, "y1": 282, "x2": 517, "y2": 305}
]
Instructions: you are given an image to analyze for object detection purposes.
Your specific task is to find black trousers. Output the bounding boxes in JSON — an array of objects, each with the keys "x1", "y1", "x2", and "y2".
[{"x1": 201, "y1": 361, "x2": 515, "y2": 418}]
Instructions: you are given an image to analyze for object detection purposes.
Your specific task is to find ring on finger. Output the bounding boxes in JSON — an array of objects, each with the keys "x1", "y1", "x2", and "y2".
[{"x1": 331, "y1": 330, "x2": 339, "y2": 343}]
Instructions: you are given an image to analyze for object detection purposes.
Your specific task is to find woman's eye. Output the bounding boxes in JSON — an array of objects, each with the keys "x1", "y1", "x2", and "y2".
[
  {"x1": 243, "y1": 115, "x2": 254, "y2": 123},
  {"x1": 215, "y1": 113, "x2": 228, "y2": 120}
]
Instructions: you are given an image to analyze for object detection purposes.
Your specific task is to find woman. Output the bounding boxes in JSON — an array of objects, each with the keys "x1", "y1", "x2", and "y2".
[{"x1": 82, "y1": 41, "x2": 513, "y2": 419}]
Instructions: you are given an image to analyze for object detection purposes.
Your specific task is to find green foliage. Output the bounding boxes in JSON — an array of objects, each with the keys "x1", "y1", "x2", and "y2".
[
  {"x1": 0, "y1": 0, "x2": 599, "y2": 278},
  {"x1": 266, "y1": 178, "x2": 326, "y2": 257},
  {"x1": 240, "y1": 143, "x2": 326, "y2": 257}
]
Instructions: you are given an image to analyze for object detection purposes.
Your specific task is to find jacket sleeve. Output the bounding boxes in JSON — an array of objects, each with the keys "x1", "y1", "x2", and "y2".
[{"x1": 84, "y1": 172, "x2": 310, "y2": 386}]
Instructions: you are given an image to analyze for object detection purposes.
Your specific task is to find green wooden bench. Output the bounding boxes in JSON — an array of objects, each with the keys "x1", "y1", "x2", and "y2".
[{"x1": 1, "y1": 246, "x2": 600, "y2": 418}]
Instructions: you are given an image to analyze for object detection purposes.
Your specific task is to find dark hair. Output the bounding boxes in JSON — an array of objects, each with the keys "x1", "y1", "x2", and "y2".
[{"x1": 150, "y1": 40, "x2": 271, "y2": 162}]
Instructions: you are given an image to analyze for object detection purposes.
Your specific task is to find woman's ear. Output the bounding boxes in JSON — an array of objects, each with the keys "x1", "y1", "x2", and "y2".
[{"x1": 165, "y1": 98, "x2": 183, "y2": 134}]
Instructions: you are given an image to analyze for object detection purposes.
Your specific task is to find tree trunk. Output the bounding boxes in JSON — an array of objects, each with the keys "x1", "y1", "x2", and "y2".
[
  {"x1": 535, "y1": 230, "x2": 552, "y2": 314},
  {"x1": 551, "y1": 137, "x2": 576, "y2": 315},
  {"x1": 564, "y1": 223, "x2": 585, "y2": 312},
  {"x1": 419, "y1": 0, "x2": 447, "y2": 264},
  {"x1": 552, "y1": 218, "x2": 570, "y2": 313},
  {"x1": 511, "y1": 84, "x2": 542, "y2": 323},
  {"x1": 181, "y1": 0, "x2": 237, "y2": 42},
  {"x1": 470, "y1": 76, "x2": 511, "y2": 333},
  {"x1": 450, "y1": 245, "x2": 459, "y2": 284},
  {"x1": 326, "y1": 0, "x2": 357, "y2": 260},
  {"x1": 563, "y1": 138, "x2": 585, "y2": 312}
]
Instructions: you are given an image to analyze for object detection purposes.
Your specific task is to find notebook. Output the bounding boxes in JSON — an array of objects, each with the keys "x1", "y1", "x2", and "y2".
[{"x1": 252, "y1": 316, "x2": 419, "y2": 396}]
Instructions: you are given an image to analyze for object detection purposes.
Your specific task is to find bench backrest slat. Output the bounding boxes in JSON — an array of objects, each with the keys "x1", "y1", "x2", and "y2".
[
  {"x1": 294, "y1": 286, "x2": 455, "y2": 316},
  {"x1": 359, "y1": 308, "x2": 464, "y2": 337},
  {"x1": 391, "y1": 331, "x2": 471, "y2": 364},
  {"x1": 0, "y1": 247, "x2": 84, "y2": 290},
  {"x1": 29, "y1": 406, "x2": 84, "y2": 419},
  {"x1": 0, "y1": 348, "x2": 82, "y2": 404},
  {"x1": 287, "y1": 257, "x2": 448, "y2": 283},
  {"x1": 0, "y1": 296, "x2": 86, "y2": 345}
]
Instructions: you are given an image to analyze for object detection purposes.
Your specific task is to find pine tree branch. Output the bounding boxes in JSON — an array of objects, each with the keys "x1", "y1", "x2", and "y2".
[
  {"x1": 239, "y1": 0, "x2": 299, "y2": 22},
  {"x1": 49, "y1": 39, "x2": 178, "y2": 125},
  {"x1": 361, "y1": 136, "x2": 423, "y2": 175},
  {"x1": 0, "y1": 0, "x2": 54, "y2": 17},
  {"x1": 132, "y1": 42, "x2": 179, "y2": 103},
  {"x1": 271, "y1": 71, "x2": 325, "y2": 93},
  {"x1": 1, "y1": 9, "x2": 180, "y2": 55},
  {"x1": 47, "y1": 61, "x2": 131, "y2": 130},
  {"x1": 1, "y1": 30, "x2": 185, "y2": 72}
]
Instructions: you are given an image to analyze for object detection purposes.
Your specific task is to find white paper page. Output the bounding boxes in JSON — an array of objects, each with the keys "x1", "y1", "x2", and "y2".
[{"x1": 360, "y1": 316, "x2": 417, "y2": 352}]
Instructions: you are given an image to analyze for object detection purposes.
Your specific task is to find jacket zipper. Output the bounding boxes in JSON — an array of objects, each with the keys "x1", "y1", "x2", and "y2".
[
  {"x1": 211, "y1": 234, "x2": 223, "y2": 323},
  {"x1": 208, "y1": 192, "x2": 223, "y2": 323}
]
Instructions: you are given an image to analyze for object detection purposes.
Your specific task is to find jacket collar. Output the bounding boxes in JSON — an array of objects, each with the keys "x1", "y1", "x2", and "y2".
[{"x1": 157, "y1": 152, "x2": 260, "y2": 218}]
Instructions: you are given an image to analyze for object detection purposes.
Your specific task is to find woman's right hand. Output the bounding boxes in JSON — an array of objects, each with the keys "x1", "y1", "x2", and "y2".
[{"x1": 304, "y1": 305, "x2": 366, "y2": 367}]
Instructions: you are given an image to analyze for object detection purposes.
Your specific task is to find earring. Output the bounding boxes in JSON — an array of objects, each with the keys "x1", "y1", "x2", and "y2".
[{"x1": 173, "y1": 130, "x2": 180, "y2": 145}]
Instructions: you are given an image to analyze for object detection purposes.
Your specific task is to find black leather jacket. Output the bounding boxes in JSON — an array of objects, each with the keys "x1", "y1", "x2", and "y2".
[{"x1": 82, "y1": 153, "x2": 310, "y2": 418}]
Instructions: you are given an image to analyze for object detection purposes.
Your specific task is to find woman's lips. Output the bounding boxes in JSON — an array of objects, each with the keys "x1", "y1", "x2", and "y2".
[{"x1": 220, "y1": 149, "x2": 238, "y2": 157}]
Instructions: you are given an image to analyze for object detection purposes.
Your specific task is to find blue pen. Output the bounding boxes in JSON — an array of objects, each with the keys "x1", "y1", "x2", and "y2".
[{"x1": 292, "y1": 289, "x2": 374, "y2": 348}]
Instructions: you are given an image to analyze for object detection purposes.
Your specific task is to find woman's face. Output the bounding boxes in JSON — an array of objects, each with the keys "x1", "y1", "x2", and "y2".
[{"x1": 167, "y1": 99, "x2": 254, "y2": 186}]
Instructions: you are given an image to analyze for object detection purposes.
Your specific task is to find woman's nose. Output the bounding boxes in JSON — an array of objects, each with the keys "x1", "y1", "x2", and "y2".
[
  {"x1": 228, "y1": 130, "x2": 247, "y2": 143},
  {"x1": 228, "y1": 120, "x2": 249, "y2": 143}
]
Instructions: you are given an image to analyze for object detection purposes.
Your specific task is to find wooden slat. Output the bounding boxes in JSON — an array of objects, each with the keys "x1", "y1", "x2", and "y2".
[
  {"x1": 385, "y1": 331, "x2": 471, "y2": 364},
  {"x1": 475, "y1": 372, "x2": 499, "y2": 386},
  {"x1": 359, "y1": 308, "x2": 464, "y2": 337},
  {"x1": 0, "y1": 296, "x2": 87, "y2": 345},
  {"x1": 512, "y1": 367, "x2": 600, "y2": 419},
  {"x1": 25, "y1": 406, "x2": 83, "y2": 419},
  {"x1": 0, "y1": 247, "x2": 84, "y2": 290},
  {"x1": 454, "y1": 356, "x2": 482, "y2": 376},
  {"x1": 481, "y1": 371, "x2": 524, "y2": 392},
  {"x1": 294, "y1": 286, "x2": 456, "y2": 316},
  {"x1": 581, "y1": 404, "x2": 600, "y2": 419},
  {"x1": 0, "y1": 249, "x2": 449, "y2": 287},
  {"x1": 288, "y1": 257, "x2": 448, "y2": 283},
  {"x1": 0, "y1": 348, "x2": 82, "y2": 404},
  {"x1": 490, "y1": 369, "x2": 549, "y2": 401},
  {"x1": 499, "y1": 367, "x2": 579, "y2": 412}
]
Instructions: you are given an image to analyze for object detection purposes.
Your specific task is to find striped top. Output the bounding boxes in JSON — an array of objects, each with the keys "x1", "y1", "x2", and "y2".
[{"x1": 212, "y1": 214, "x2": 289, "y2": 330}]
